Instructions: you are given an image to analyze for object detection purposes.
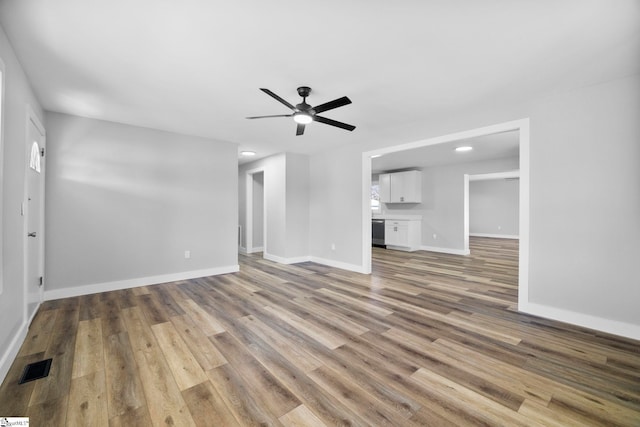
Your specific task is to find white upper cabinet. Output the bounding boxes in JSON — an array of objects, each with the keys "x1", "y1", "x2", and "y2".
[
  {"x1": 379, "y1": 173, "x2": 391, "y2": 202},
  {"x1": 379, "y1": 170, "x2": 421, "y2": 203}
]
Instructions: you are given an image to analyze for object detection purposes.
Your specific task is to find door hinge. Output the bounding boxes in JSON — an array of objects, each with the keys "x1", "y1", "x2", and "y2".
[
  {"x1": 40, "y1": 147, "x2": 45, "y2": 157},
  {"x1": 39, "y1": 276, "x2": 43, "y2": 287}
]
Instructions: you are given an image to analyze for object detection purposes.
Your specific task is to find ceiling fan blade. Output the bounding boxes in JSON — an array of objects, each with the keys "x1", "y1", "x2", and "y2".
[
  {"x1": 313, "y1": 96, "x2": 352, "y2": 114},
  {"x1": 260, "y1": 88, "x2": 295, "y2": 110},
  {"x1": 296, "y1": 123, "x2": 305, "y2": 136},
  {"x1": 314, "y1": 115, "x2": 356, "y2": 131},
  {"x1": 246, "y1": 114, "x2": 293, "y2": 119}
]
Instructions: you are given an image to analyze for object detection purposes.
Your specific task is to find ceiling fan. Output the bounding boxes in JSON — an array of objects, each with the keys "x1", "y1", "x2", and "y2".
[{"x1": 247, "y1": 86, "x2": 356, "y2": 136}]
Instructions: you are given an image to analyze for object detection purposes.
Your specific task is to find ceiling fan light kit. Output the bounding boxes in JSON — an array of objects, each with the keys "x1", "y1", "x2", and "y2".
[
  {"x1": 247, "y1": 86, "x2": 355, "y2": 135},
  {"x1": 293, "y1": 112, "x2": 313, "y2": 124}
]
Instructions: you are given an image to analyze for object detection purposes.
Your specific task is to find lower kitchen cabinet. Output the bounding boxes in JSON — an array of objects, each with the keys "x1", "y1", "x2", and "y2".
[{"x1": 385, "y1": 220, "x2": 421, "y2": 251}]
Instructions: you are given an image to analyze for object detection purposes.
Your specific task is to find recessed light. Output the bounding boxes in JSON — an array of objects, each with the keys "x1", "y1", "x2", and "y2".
[
  {"x1": 240, "y1": 151, "x2": 256, "y2": 156},
  {"x1": 455, "y1": 146, "x2": 473, "y2": 152}
]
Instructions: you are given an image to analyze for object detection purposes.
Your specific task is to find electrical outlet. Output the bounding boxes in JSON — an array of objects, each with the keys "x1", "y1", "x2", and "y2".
[
  {"x1": 498, "y1": 225, "x2": 502, "y2": 230},
  {"x1": 331, "y1": 243, "x2": 336, "y2": 251},
  {"x1": 433, "y1": 234, "x2": 437, "y2": 240},
  {"x1": 184, "y1": 250, "x2": 191, "y2": 259}
]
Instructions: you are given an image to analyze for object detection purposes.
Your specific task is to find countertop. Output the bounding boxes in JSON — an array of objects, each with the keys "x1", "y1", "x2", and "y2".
[{"x1": 372, "y1": 214, "x2": 422, "y2": 220}]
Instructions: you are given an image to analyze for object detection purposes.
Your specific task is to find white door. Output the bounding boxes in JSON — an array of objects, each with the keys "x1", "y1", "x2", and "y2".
[{"x1": 25, "y1": 114, "x2": 45, "y2": 321}]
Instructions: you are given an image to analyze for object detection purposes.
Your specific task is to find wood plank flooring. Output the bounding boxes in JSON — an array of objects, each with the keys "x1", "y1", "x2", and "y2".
[{"x1": 1, "y1": 237, "x2": 639, "y2": 426}]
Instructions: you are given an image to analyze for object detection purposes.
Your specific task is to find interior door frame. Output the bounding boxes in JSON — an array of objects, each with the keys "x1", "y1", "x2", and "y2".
[
  {"x1": 464, "y1": 170, "x2": 521, "y2": 252},
  {"x1": 245, "y1": 167, "x2": 266, "y2": 255},
  {"x1": 23, "y1": 105, "x2": 46, "y2": 323},
  {"x1": 0, "y1": 58, "x2": 5, "y2": 295},
  {"x1": 362, "y1": 118, "x2": 530, "y2": 311}
]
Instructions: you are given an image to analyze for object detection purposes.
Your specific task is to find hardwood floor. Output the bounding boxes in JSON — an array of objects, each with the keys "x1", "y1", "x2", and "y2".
[{"x1": 1, "y1": 237, "x2": 639, "y2": 426}]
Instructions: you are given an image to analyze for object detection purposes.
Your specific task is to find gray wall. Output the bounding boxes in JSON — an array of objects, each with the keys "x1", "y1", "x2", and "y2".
[
  {"x1": 527, "y1": 74, "x2": 640, "y2": 324},
  {"x1": 309, "y1": 73, "x2": 640, "y2": 331},
  {"x1": 381, "y1": 157, "x2": 519, "y2": 250},
  {"x1": 238, "y1": 153, "x2": 309, "y2": 261},
  {"x1": 239, "y1": 154, "x2": 286, "y2": 257},
  {"x1": 0, "y1": 25, "x2": 46, "y2": 380},
  {"x1": 252, "y1": 172, "x2": 264, "y2": 248},
  {"x1": 285, "y1": 153, "x2": 309, "y2": 259},
  {"x1": 469, "y1": 179, "x2": 519, "y2": 237},
  {"x1": 310, "y1": 149, "x2": 363, "y2": 267},
  {"x1": 44, "y1": 113, "x2": 238, "y2": 291}
]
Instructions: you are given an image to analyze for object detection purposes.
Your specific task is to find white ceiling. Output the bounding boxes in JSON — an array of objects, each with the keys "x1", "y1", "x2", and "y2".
[
  {"x1": 371, "y1": 130, "x2": 519, "y2": 173},
  {"x1": 1, "y1": 1, "x2": 638, "y2": 164}
]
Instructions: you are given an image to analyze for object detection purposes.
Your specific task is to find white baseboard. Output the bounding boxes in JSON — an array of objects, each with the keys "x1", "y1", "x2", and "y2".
[
  {"x1": 238, "y1": 246, "x2": 247, "y2": 254},
  {"x1": 263, "y1": 252, "x2": 310, "y2": 265},
  {"x1": 470, "y1": 233, "x2": 519, "y2": 239},
  {"x1": 419, "y1": 245, "x2": 470, "y2": 256},
  {"x1": 520, "y1": 302, "x2": 640, "y2": 341},
  {"x1": 247, "y1": 246, "x2": 263, "y2": 254},
  {"x1": 0, "y1": 319, "x2": 29, "y2": 385},
  {"x1": 385, "y1": 245, "x2": 419, "y2": 252},
  {"x1": 43, "y1": 265, "x2": 240, "y2": 301},
  {"x1": 309, "y1": 256, "x2": 368, "y2": 274},
  {"x1": 262, "y1": 252, "x2": 366, "y2": 274}
]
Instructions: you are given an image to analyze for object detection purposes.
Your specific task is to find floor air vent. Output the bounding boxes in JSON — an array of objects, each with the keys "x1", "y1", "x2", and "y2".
[{"x1": 18, "y1": 358, "x2": 52, "y2": 384}]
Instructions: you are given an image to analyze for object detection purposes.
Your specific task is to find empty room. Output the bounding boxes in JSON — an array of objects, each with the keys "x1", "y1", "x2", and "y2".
[{"x1": 0, "y1": 1, "x2": 639, "y2": 425}]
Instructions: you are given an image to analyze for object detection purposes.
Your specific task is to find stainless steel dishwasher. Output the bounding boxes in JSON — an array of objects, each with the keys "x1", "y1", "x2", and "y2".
[{"x1": 372, "y1": 219, "x2": 386, "y2": 247}]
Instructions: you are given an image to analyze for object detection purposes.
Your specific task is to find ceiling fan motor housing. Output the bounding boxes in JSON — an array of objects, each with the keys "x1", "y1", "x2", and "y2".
[{"x1": 296, "y1": 103, "x2": 314, "y2": 114}]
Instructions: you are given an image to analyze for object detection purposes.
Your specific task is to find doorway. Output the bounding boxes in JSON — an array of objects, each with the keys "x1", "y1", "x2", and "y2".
[
  {"x1": 465, "y1": 170, "x2": 520, "y2": 253},
  {"x1": 362, "y1": 119, "x2": 530, "y2": 310},
  {"x1": 24, "y1": 108, "x2": 46, "y2": 323},
  {"x1": 0, "y1": 61, "x2": 4, "y2": 295},
  {"x1": 245, "y1": 168, "x2": 266, "y2": 255}
]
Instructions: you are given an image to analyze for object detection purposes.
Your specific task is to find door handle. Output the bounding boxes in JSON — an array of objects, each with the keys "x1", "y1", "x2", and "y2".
[{"x1": 28, "y1": 232, "x2": 37, "y2": 238}]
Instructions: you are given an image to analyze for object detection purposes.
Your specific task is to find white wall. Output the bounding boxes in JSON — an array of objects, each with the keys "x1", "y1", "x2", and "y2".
[
  {"x1": 44, "y1": 113, "x2": 239, "y2": 297},
  {"x1": 469, "y1": 179, "x2": 519, "y2": 237},
  {"x1": 0, "y1": 24, "x2": 46, "y2": 382},
  {"x1": 310, "y1": 73, "x2": 640, "y2": 338}
]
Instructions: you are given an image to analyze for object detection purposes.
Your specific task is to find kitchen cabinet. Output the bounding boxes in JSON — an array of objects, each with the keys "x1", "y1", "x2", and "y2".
[
  {"x1": 379, "y1": 170, "x2": 421, "y2": 203},
  {"x1": 385, "y1": 219, "x2": 421, "y2": 251}
]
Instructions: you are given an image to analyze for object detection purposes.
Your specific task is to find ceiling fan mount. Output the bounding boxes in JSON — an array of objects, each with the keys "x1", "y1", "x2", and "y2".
[
  {"x1": 296, "y1": 86, "x2": 311, "y2": 98},
  {"x1": 246, "y1": 86, "x2": 355, "y2": 136}
]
